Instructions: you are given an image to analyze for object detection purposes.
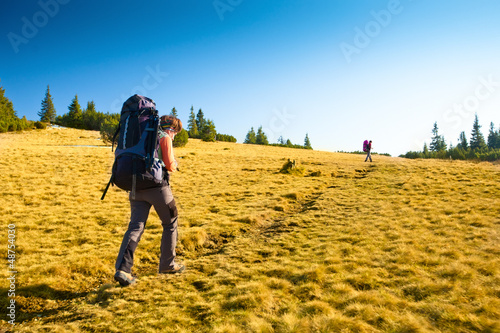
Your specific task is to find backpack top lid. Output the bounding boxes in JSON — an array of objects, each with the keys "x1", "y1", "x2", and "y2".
[{"x1": 121, "y1": 94, "x2": 156, "y2": 114}]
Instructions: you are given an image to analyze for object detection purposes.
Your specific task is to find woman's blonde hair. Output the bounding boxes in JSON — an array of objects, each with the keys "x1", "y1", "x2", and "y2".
[{"x1": 160, "y1": 115, "x2": 183, "y2": 133}]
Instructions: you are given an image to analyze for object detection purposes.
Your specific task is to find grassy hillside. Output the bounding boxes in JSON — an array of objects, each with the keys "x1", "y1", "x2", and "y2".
[{"x1": 1, "y1": 128, "x2": 499, "y2": 332}]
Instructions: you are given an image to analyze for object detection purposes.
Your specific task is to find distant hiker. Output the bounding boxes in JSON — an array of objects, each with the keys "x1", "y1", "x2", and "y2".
[
  {"x1": 364, "y1": 140, "x2": 373, "y2": 162},
  {"x1": 113, "y1": 107, "x2": 185, "y2": 287}
]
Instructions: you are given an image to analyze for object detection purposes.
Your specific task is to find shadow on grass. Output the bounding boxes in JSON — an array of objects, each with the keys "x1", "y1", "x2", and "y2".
[{"x1": 0, "y1": 284, "x2": 90, "y2": 324}]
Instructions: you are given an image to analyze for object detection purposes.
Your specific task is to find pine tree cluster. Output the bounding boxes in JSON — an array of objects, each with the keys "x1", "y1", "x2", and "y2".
[
  {"x1": 186, "y1": 106, "x2": 235, "y2": 142},
  {"x1": 0, "y1": 84, "x2": 32, "y2": 132},
  {"x1": 402, "y1": 114, "x2": 500, "y2": 161},
  {"x1": 55, "y1": 94, "x2": 118, "y2": 131},
  {"x1": 244, "y1": 126, "x2": 313, "y2": 150}
]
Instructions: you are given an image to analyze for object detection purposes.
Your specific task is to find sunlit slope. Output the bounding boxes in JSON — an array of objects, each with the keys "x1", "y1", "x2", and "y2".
[{"x1": 1, "y1": 128, "x2": 499, "y2": 332}]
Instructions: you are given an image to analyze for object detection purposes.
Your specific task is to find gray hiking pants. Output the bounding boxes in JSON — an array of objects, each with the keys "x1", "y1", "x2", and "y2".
[
  {"x1": 115, "y1": 185, "x2": 178, "y2": 273},
  {"x1": 365, "y1": 150, "x2": 372, "y2": 162}
]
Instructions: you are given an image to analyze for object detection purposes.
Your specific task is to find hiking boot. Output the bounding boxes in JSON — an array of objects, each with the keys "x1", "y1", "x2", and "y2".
[
  {"x1": 114, "y1": 270, "x2": 137, "y2": 286},
  {"x1": 159, "y1": 264, "x2": 185, "y2": 274}
]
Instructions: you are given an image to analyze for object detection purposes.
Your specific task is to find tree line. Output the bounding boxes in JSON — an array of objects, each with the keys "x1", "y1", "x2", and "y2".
[
  {"x1": 36, "y1": 86, "x2": 120, "y2": 133},
  {"x1": 0, "y1": 84, "x2": 35, "y2": 132},
  {"x1": 37, "y1": 85, "x2": 236, "y2": 147},
  {"x1": 402, "y1": 114, "x2": 500, "y2": 161},
  {"x1": 243, "y1": 126, "x2": 313, "y2": 150},
  {"x1": 185, "y1": 106, "x2": 236, "y2": 143},
  {"x1": 3, "y1": 82, "x2": 309, "y2": 150}
]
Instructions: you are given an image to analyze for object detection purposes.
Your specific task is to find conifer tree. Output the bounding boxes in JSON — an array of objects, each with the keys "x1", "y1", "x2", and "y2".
[
  {"x1": 67, "y1": 94, "x2": 83, "y2": 128},
  {"x1": 304, "y1": 133, "x2": 312, "y2": 149},
  {"x1": 196, "y1": 109, "x2": 206, "y2": 134},
  {"x1": 430, "y1": 122, "x2": 446, "y2": 152},
  {"x1": 256, "y1": 126, "x2": 269, "y2": 145},
  {"x1": 244, "y1": 127, "x2": 256, "y2": 144},
  {"x1": 187, "y1": 107, "x2": 198, "y2": 138},
  {"x1": 38, "y1": 85, "x2": 56, "y2": 123},
  {"x1": 0, "y1": 86, "x2": 16, "y2": 120},
  {"x1": 423, "y1": 142, "x2": 429, "y2": 155},
  {"x1": 487, "y1": 122, "x2": 498, "y2": 149},
  {"x1": 201, "y1": 119, "x2": 216, "y2": 142},
  {"x1": 469, "y1": 114, "x2": 486, "y2": 150},
  {"x1": 457, "y1": 131, "x2": 468, "y2": 150},
  {"x1": 0, "y1": 85, "x2": 18, "y2": 132},
  {"x1": 82, "y1": 101, "x2": 101, "y2": 130},
  {"x1": 277, "y1": 136, "x2": 285, "y2": 145},
  {"x1": 171, "y1": 107, "x2": 178, "y2": 118}
]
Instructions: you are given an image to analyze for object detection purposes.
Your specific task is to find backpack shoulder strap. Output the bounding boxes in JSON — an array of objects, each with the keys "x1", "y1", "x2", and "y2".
[
  {"x1": 158, "y1": 129, "x2": 167, "y2": 139},
  {"x1": 111, "y1": 123, "x2": 121, "y2": 152},
  {"x1": 157, "y1": 130, "x2": 167, "y2": 167}
]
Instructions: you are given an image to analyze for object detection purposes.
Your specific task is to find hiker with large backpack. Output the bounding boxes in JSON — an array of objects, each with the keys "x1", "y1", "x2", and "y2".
[
  {"x1": 363, "y1": 139, "x2": 373, "y2": 162},
  {"x1": 103, "y1": 95, "x2": 185, "y2": 287}
]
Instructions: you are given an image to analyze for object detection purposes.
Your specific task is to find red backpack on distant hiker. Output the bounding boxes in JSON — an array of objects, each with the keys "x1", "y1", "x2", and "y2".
[{"x1": 363, "y1": 140, "x2": 369, "y2": 152}]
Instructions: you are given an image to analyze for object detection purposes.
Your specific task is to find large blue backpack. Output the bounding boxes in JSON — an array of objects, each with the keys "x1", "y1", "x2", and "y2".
[{"x1": 101, "y1": 95, "x2": 165, "y2": 200}]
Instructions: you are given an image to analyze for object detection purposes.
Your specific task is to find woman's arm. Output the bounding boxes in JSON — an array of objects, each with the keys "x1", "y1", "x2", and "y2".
[{"x1": 159, "y1": 135, "x2": 177, "y2": 172}]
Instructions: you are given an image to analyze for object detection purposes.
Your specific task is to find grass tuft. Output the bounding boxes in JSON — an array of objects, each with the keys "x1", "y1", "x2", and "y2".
[{"x1": 181, "y1": 227, "x2": 208, "y2": 251}]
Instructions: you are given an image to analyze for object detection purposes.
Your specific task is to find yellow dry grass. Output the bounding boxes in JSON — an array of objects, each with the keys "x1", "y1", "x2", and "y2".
[{"x1": 0, "y1": 127, "x2": 499, "y2": 332}]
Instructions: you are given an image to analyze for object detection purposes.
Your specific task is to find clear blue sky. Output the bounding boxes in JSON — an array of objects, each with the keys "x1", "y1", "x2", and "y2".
[{"x1": 1, "y1": 0, "x2": 499, "y2": 156}]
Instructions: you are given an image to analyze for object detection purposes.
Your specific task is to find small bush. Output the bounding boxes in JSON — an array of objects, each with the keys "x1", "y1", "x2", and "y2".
[
  {"x1": 34, "y1": 121, "x2": 47, "y2": 129},
  {"x1": 216, "y1": 133, "x2": 237, "y2": 142},
  {"x1": 280, "y1": 159, "x2": 305, "y2": 176},
  {"x1": 100, "y1": 117, "x2": 119, "y2": 145},
  {"x1": 173, "y1": 129, "x2": 189, "y2": 147}
]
